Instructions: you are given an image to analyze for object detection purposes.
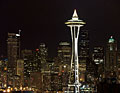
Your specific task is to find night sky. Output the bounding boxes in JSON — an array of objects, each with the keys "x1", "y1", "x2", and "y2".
[{"x1": 0, "y1": 0, "x2": 120, "y2": 57}]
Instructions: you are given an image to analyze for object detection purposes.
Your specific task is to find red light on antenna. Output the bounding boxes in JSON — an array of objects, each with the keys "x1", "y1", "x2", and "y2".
[{"x1": 36, "y1": 49, "x2": 39, "y2": 51}]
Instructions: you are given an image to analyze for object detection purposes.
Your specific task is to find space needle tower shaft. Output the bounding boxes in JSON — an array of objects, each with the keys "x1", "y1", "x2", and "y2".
[{"x1": 65, "y1": 9, "x2": 85, "y2": 93}]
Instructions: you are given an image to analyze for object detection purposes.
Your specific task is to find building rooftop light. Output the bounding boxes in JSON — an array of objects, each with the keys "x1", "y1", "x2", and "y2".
[{"x1": 109, "y1": 36, "x2": 114, "y2": 43}]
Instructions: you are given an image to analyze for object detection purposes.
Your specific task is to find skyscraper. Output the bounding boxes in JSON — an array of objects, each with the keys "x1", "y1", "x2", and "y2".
[
  {"x1": 0, "y1": 58, "x2": 7, "y2": 88},
  {"x1": 79, "y1": 30, "x2": 89, "y2": 58},
  {"x1": 21, "y1": 49, "x2": 33, "y2": 87},
  {"x1": 79, "y1": 30, "x2": 89, "y2": 82},
  {"x1": 105, "y1": 36, "x2": 118, "y2": 79},
  {"x1": 39, "y1": 43, "x2": 48, "y2": 71},
  {"x1": 7, "y1": 32, "x2": 20, "y2": 87},
  {"x1": 117, "y1": 50, "x2": 120, "y2": 83},
  {"x1": 57, "y1": 42, "x2": 71, "y2": 90},
  {"x1": 92, "y1": 46, "x2": 104, "y2": 80},
  {"x1": 57, "y1": 42, "x2": 71, "y2": 65}
]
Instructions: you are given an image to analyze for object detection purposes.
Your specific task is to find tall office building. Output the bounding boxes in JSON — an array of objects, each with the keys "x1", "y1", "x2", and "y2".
[
  {"x1": 30, "y1": 72, "x2": 42, "y2": 92},
  {"x1": 92, "y1": 47, "x2": 104, "y2": 65},
  {"x1": 79, "y1": 30, "x2": 89, "y2": 58},
  {"x1": 0, "y1": 58, "x2": 7, "y2": 88},
  {"x1": 16, "y1": 59, "x2": 24, "y2": 87},
  {"x1": 105, "y1": 36, "x2": 118, "y2": 79},
  {"x1": 57, "y1": 42, "x2": 71, "y2": 65},
  {"x1": 42, "y1": 59, "x2": 59, "y2": 92},
  {"x1": 39, "y1": 43, "x2": 48, "y2": 71},
  {"x1": 7, "y1": 32, "x2": 20, "y2": 87},
  {"x1": 79, "y1": 30, "x2": 89, "y2": 82},
  {"x1": 92, "y1": 46, "x2": 104, "y2": 80},
  {"x1": 117, "y1": 50, "x2": 120, "y2": 83},
  {"x1": 21, "y1": 49, "x2": 33, "y2": 59},
  {"x1": 57, "y1": 42, "x2": 71, "y2": 90},
  {"x1": 21, "y1": 49, "x2": 33, "y2": 86}
]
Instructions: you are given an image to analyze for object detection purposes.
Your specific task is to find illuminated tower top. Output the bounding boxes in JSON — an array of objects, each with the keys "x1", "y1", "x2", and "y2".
[
  {"x1": 65, "y1": 9, "x2": 86, "y2": 25},
  {"x1": 108, "y1": 36, "x2": 115, "y2": 43},
  {"x1": 72, "y1": 9, "x2": 79, "y2": 20}
]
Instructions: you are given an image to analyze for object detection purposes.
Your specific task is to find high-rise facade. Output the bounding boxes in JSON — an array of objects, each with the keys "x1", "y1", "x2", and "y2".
[
  {"x1": 42, "y1": 59, "x2": 60, "y2": 92},
  {"x1": 57, "y1": 42, "x2": 71, "y2": 90},
  {"x1": 79, "y1": 30, "x2": 89, "y2": 58},
  {"x1": 7, "y1": 32, "x2": 20, "y2": 87},
  {"x1": 30, "y1": 72, "x2": 42, "y2": 92},
  {"x1": 16, "y1": 59, "x2": 24, "y2": 87},
  {"x1": 79, "y1": 30, "x2": 89, "y2": 82},
  {"x1": 117, "y1": 50, "x2": 120, "y2": 83},
  {"x1": 92, "y1": 47, "x2": 104, "y2": 65},
  {"x1": 39, "y1": 43, "x2": 48, "y2": 71},
  {"x1": 21, "y1": 49, "x2": 33, "y2": 59},
  {"x1": 21, "y1": 49, "x2": 33, "y2": 87},
  {"x1": 0, "y1": 58, "x2": 7, "y2": 88},
  {"x1": 57, "y1": 42, "x2": 71, "y2": 65},
  {"x1": 105, "y1": 36, "x2": 118, "y2": 79},
  {"x1": 92, "y1": 46, "x2": 104, "y2": 80}
]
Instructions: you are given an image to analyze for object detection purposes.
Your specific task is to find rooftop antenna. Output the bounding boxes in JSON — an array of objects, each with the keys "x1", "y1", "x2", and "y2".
[{"x1": 19, "y1": 29, "x2": 21, "y2": 36}]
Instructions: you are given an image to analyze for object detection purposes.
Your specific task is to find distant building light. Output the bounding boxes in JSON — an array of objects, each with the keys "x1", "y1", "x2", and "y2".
[
  {"x1": 4, "y1": 67, "x2": 7, "y2": 70},
  {"x1": 16, "y1": 34, "x2": 20, "y2": 37},
  {"x1": 7, "y1": 89, "x2": 10, "y2": 92},
  {"x1": 64, "y1": 65, "x2": 66, "y2": 68},
  {"x1": 59, "y1": 42, "x2": 70, "y2": 46},
  {"x1": 83, "y1": 85, "x2": 85, "y2": 88},
  {"x1": 100, "y1": 59, "x2": 103, "y2": 62},
  {"x1": 94, "y1": 59, "x2": 99, "y2": 62},
  {"x1": 94, "y1": 50, "x2": 98, "y2": 52},
  {"x1": 8, "y1": 86, "x2": 11, "y2": 88},
  {"x1": 96, "y1": 63, "x2": 99, "y2": 64},
  {"x1": 3, "y1": 90, "x2": 6, "y2": 92},
  {"x1": 4, "y1": 58, "x2": 8, "y2": 61}
]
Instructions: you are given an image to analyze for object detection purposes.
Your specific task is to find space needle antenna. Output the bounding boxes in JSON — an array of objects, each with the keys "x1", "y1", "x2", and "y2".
[{"x1": 65, "y1": 9, "x2": 86, "y2": 93}]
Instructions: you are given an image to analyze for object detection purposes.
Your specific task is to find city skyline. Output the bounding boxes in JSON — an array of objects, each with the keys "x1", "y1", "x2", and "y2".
[
  {"x1": 0, "y1": 0, "x2": 120, "y2": 57},
  {"x1": 0, "y1": 1, "x2": 120, "y2": 92}
]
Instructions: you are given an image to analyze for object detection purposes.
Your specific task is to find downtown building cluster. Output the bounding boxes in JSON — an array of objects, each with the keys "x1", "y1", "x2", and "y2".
[
  {"x1": 0, "y1": 30, "x2": 120, "y2": 92},
  {"x1": 0, "y1": 9, "x2": 119, "y2": 93}
]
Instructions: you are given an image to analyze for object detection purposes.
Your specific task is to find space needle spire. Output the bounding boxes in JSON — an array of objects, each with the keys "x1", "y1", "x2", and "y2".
[
  {"x1": 72, "y1": 9, "x2": 78, "y2": 20},
  {"x1": 65, "y1": 9, "x2": 85, "y2": 93}
]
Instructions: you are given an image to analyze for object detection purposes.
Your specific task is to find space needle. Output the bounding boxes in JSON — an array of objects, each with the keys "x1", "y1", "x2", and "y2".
[{"x1": 65, "y1": 9, "x2": 85, "y2": 93}]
